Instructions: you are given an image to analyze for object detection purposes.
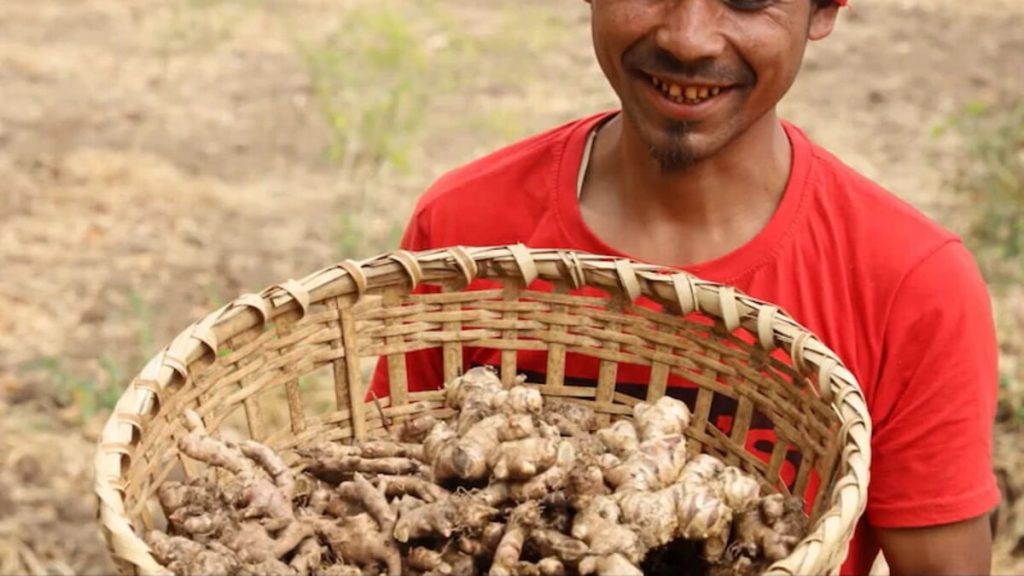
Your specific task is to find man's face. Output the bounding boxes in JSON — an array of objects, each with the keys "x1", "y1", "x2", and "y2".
[{"x1": 587, "y1": 0, "x2": 838, "y2": 172}]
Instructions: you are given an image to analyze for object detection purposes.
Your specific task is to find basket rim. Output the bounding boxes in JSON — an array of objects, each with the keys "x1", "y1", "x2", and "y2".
[{"x1": 94, "y1": 244, "x2": 871, "y2": 576}]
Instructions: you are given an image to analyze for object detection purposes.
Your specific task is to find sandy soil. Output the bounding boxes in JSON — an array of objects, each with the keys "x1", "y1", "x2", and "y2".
[{"x1": 0, "y1": 0, "x2": 1021, "y2": 573}]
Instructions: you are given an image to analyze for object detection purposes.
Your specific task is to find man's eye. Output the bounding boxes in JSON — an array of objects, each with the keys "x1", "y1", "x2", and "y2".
[{"x1": 723, "y1": 0, "x2": 773, "y2": 11}]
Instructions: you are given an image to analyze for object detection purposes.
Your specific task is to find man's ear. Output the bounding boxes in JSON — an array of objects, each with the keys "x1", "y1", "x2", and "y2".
[{"x1": 809, "y1": 4, "x2": 840, "y2": 41}]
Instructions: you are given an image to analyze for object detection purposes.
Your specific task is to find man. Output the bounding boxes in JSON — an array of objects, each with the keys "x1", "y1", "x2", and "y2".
[{"x1": 373, "y1": 0, "x2": 1000, "y2": 573}]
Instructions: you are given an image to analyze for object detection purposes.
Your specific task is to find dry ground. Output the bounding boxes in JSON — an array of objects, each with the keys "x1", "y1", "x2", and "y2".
[{"x1": 0, "y1": 0, "x2": 1022, "y2": 573}]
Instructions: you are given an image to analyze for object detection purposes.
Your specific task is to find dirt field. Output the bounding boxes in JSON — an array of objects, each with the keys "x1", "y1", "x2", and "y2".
[{"x1": 1, "y1": 0, "x2": 1022, "y2": 573}]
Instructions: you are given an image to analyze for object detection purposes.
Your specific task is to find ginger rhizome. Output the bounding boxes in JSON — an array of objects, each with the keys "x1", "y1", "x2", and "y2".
[{"x1": 147, "y1": 366, "x2": 809, "y2": 576}]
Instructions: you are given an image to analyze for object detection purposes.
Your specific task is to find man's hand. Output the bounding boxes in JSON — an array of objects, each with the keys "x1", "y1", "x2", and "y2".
[{"x1": 876, "y1": 513, "x2": 993, "y2": 575}]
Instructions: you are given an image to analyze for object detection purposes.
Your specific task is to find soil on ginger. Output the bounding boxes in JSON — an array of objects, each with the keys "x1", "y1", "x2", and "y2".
[
  {"x1": 0, "y1": 0, "x2": 1022, "y2": 574},
  {"x1": 145, "y1": 370, "x2": 800, "y2": 576}
]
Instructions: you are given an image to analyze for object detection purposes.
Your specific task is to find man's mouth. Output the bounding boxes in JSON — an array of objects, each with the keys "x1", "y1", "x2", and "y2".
[{"x1": 649, "y1": 74, "x2": 727, "y2": 105}]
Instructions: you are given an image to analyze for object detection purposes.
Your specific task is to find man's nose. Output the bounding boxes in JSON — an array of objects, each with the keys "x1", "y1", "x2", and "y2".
[{"x1": 655, "y1": 0, "x2": 728, "y2": 63}]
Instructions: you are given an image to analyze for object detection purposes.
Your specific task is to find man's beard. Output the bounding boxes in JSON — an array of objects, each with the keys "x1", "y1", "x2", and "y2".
[{"x1": 647, "y1": 120, "x2": 697, "y2": 174}]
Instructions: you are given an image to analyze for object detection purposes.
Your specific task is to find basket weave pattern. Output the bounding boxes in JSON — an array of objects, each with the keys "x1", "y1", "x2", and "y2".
[{"x1": 95, "y1": 245, "x2": 871, "y2": 576}]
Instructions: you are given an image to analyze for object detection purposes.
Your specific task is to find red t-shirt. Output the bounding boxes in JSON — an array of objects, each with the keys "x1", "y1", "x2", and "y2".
[{"x1": 372, "y1": 111, "x2": 1000, "y2": 574}]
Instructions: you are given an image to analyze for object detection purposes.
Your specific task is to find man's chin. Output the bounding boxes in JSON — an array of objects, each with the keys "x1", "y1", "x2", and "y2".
[
  {"x1": 645, "y1": 129, "x2": 710, "y2": 173},
  {"x1": 624, "y1": 100, "x2": 744, "y2": 172},
  {"x1": 634, "y1": 117, "x2": 708, "y2": 172},
  {"x1": 647, "y1": 143, "x2": 699, "y2": 174}
]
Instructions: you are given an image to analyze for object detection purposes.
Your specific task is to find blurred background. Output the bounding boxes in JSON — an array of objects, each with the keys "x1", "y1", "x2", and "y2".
[{"x1": 0, "y1": 0, "x2": 1021, "y2": 573}]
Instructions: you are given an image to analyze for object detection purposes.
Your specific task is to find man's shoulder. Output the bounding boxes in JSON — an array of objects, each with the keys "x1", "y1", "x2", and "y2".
[
  {"x1": 400, "y1": 112, "x2": 611, "y2": 249},
  {"x1": 413, "y1": 113, "x2": 607, "y2": 215},
  {"x1": 794, "y1": 125, "x2": 960, "y2": 270}
]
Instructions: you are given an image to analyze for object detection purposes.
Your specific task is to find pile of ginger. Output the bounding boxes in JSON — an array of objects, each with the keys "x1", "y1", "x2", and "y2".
[{"x1": 147, "y1": 367, "x2": 808, "y2": 576}]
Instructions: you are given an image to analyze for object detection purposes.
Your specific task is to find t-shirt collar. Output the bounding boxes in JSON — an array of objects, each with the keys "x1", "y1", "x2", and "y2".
[{"x1": 555, "y1": 110, "x2": 813, "y2": 284}]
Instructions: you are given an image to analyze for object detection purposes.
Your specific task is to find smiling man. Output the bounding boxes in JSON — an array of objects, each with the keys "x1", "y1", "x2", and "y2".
[{"x1": 377, "y1": 1, "x2": 1001, "y2": 573}]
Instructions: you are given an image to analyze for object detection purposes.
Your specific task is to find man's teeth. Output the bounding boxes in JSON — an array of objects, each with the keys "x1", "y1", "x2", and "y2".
[{"x1": 651, "y1": 76, "x2": 722, "y2": 104}]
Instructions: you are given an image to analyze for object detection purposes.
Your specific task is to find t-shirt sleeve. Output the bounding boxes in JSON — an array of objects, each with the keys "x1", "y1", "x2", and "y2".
[{"x1": 865, "y1": 240, "x2": 1001, "y2": 528}]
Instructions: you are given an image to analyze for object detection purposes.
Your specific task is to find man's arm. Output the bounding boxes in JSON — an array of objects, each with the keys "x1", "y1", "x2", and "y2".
[
  {"x1": 877, "y1": 513, "x2": 992, "y2": 575},
  {"x1": 864, "y1": 241, "x2": 1000, "y2": 575}
]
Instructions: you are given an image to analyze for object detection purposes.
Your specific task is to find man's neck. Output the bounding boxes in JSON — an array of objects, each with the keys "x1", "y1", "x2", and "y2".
[{"x1": 579, "y1": 110, "x2": 793, "y2": 267}]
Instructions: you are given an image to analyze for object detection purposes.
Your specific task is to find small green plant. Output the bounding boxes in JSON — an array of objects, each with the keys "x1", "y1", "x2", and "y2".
[
  {"x1": 942, "y1": 99, "x2": 1024, "y2": 286},
  {"x1": 160, "y1": 0, "x2": 258, "y2": 56},
  {"x1": 19, "y1": 356, "x2": 123, "y2": 421},
  {"x1": 21, "y1": 291, "x2": 168, "y2": 422},
  {"x1": 336, "y1": 211, "x2": 364, "y2": 258},
  {"x1": 291, "y1": 3, "x2": 436, "y2": 259},
  {"x1": 999, "y1": 372, "x2": 1024, "y2": 425},
  {"x1": 297, "y1": 5, "x2": 428, "y2": 175},
  {"x1": 128, "y1": 289, "x2": 157, "y2": 364}
]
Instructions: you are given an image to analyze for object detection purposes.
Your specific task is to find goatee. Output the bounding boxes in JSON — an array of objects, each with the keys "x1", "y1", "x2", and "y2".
[{"x1": 648, "y1": 120, "x2": 697, "y2": 174}]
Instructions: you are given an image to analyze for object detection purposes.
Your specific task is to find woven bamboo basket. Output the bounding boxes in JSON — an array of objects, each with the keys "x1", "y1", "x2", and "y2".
[{"x1": 95, "y1": 245, "x2": 871, "y2": 576}]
